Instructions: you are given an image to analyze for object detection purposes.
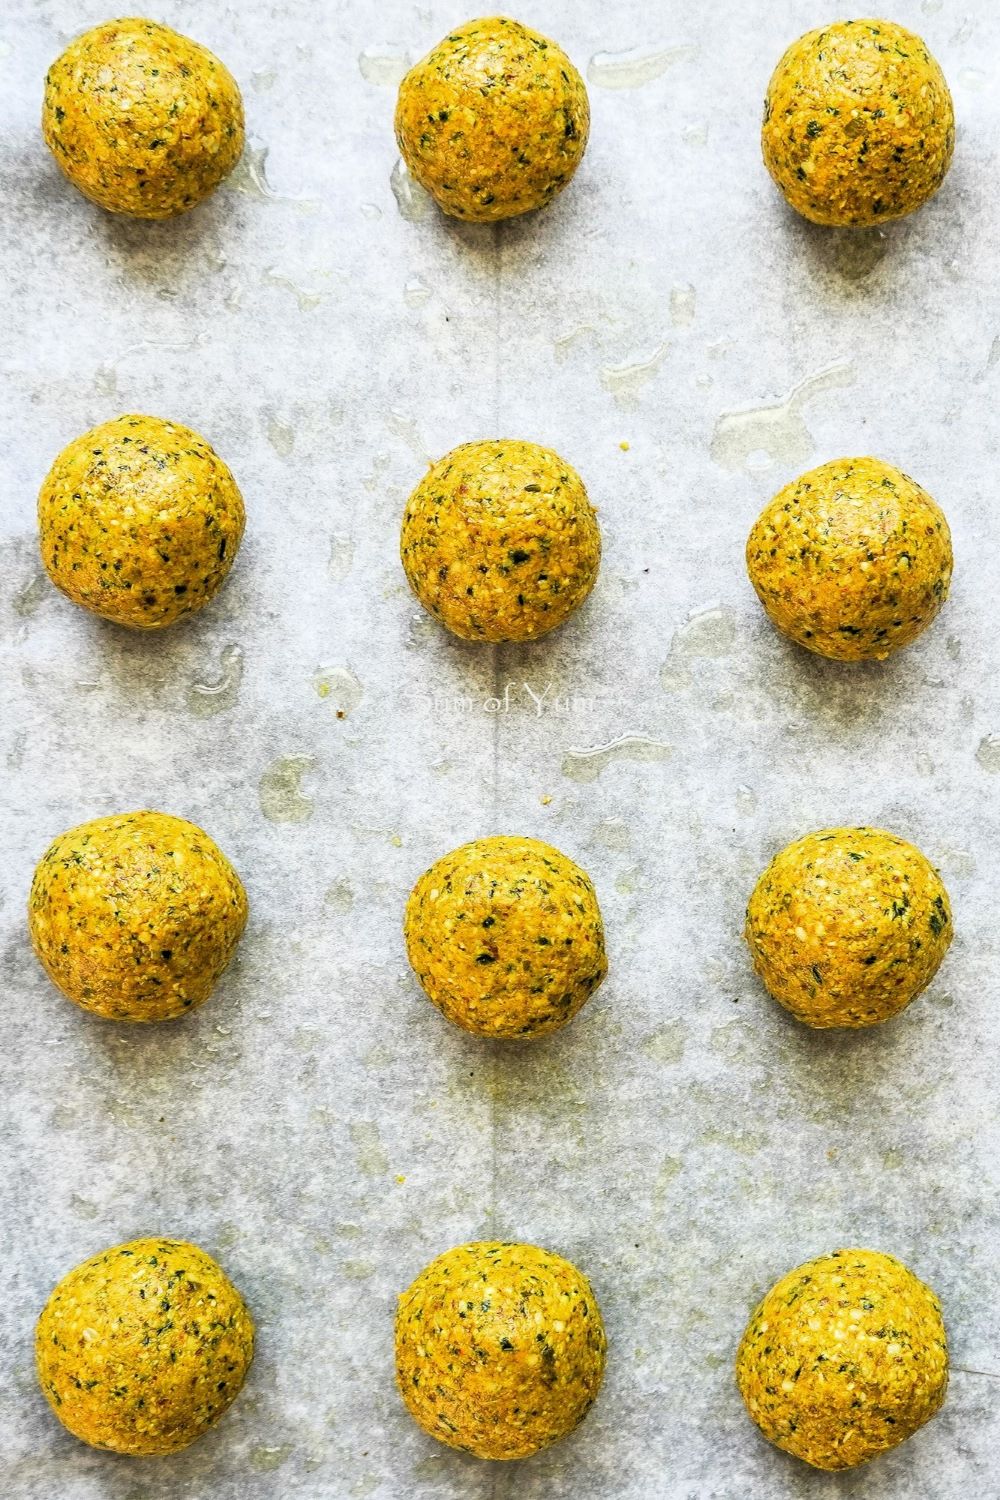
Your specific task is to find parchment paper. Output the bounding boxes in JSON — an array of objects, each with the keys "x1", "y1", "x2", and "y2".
[{"x1": 2, "y1": 1, "x2": 1000, "y2": 1495}]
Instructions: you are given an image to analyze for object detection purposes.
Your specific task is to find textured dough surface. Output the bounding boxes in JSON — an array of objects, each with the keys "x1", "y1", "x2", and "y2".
[
  {"x1": 762, "y1": 19, "x2": 954, "y2": 227},
  {"x1": 42, "y1": 18, "x2": 244, "y2": 219},
  {"x1": 746, "y1": 457, "x2": 952, "y2": 661},
  {"x1": 401, "y1": 439, "x2": 600, "y2": 642},
  {"x1": 29, "y1": 810, "x2": 248, "y2": 1022},
  {"x1": 405, "y1": 835, "x2": 607, "y2": 1037},
  {"x1": 745, "y1": 827, "x2": 951, "y2": 1028},
  {"x1": 736, "y1": 1248, "x2": 948, "y2": 1471},
  {"x1": 36, "y1": 1237, "x2": 253, "y2": 1455},
  {"x1": 38, "y1": 414, "x2": 245, "y2": 629},
  {"x1": 395, "y1": 1241, "x2": 606, "y2": 1459},
  {"x1": 395, "y1": 16, "x2": 589, "y2": 222}
]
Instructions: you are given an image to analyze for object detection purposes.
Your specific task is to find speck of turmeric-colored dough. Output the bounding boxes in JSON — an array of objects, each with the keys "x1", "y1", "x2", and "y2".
[
  {"x1": 36, "y1": 1237, "x2": 254, "y2": 1455},
  {"x1": 38, "y1": 414, "x2": 245, "y2": 629},
  {"x1": 404, "y1": 835, "x2": 607, "y2": 1038},
  {"x1": 401, "y1": 439, "x2": 600, "y2": 643},
  {"x1": 29, "y1": 810, "x2": 248, "y2": 1022},
  {"x1": 42, "y1": 18, "x2": 244, "y2": 219},
  {"x1": 395, "y1": 1241, "x2": 606, "y2": 1459},
  {"x1": 762, "y1": 19, "x2": 954, "y2": 228},
  {"x1": 746, "y1": 457, "x2": 952, "y2": 661},
  {"x1": 395, "y1": 16, "x2": 589, "y2": 222},
  {"x1": 736, "y1": 1248, "x2": 948, "y2": 1470},
  {"x1": 745, "y1": 827, "x2": 951, "y2": 1028}
]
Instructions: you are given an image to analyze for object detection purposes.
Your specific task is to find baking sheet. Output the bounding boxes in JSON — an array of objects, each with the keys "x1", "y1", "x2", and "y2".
[{"x1": 2, "y1": 0, "x2": 1000, "y2": 1495}]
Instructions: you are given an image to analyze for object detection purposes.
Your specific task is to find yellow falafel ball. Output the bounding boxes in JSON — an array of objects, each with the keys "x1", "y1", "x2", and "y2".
[
  {"x1": 404, "y1": 836, "x2": 607, "y2": 1038},
  {"x1": 36, "y1": 1236, "x2": 254, "y2": 1455},
  {"x1": 762, "y1": 19, "x2": 954, "y2": 227},
  {"x1": 745, "y1": 827, "x2": 951, "y2": 1028},
  {"x1": 395, "y1": 1240, "x2": 606, "y2": 1459},
  {"x1": 401, "y1": 440, "x2": 600, "y2": 642},
  {"x1": 29, "y1": 810, "x2": 248, "y2": 1022},
  {"x1": 736, "y1": 1248, "x2": 948, "y2": 1471},
  {"x1": 395, "y1": 16, "x2": 589, "y2": 222},
  {"x1": 746, "y1": 457, "x2": 952, "y2": 662},
  {"x1": 42, "y1": 18, "x2": 244, "y2": 219},
  {"x1": 38, "y1": 414, "x2": 245, "y2": 629}
]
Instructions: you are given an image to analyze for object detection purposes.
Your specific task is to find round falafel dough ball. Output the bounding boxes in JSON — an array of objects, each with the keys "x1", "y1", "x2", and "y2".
[
  {"x1": 746, "y1": 457, "x2": 952, "y2": 662},
  {"x1": 42, "y1": 18, "x2": 244, "y2": 219},
  {"x1": 405, "y1": 836, "x2": 607, "y2": 1038},
  {"x1": 395, "y1": 1240, "x2": 606, "y2": 1459},
  {"x1": 29, "y1": 810, "x2": 247, "y2": 1022},
  {"x1": 745, "y1": 827, "x2": 951, "y2": 1029},
  {"x1": 36, "y1": 1237, "x2": 253, "y2": 1455},
  {"x1": 38, "y1": 414, "x2": 245, "y2": 629},
  {"x1": 736, "y1": 1248, "x2": 948, "y2": 1471},
  {"x1": 395, "y1": 16, "x2": 589, "y2": 222},
  {"x1": 762, "y1": 20, "x2": 954, "y2": 227},
  {"x1": 401, "y1": 440, "x2": 600, "y2": 642}
]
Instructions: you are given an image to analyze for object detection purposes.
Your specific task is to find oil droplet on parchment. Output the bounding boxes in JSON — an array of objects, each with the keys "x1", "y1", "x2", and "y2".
[
  {"x1": 593, "y1": 816, "x2": 631, "y2": 851},
  {"x1": 251, "y1": 67, "x2": 276, "y2": 92},
  {"x1": 676, "y1": 605, "x2": 735, "y2": 656},
  {"x1": 262, "y1": 266, "x2": 324, "y2": 311},
  {"x1": 736, "y1": 785, "x2": 757, "y2": 816},
  {"x1": 976, "y1": 735, "x2": 1000, "y2": 773},
  {"x1": 653, "y1": 1155, "x2": 683, "y2": 1210},
  {"x1": 644, "y1": 1020, "x2": 688, "y2": 1064},
  {"x1": 661, "y1": 605, "x2": 736, "y2": 690},
  {"x1": 325, "y1": 876, "x2": 355, "y2": 912},
  {"x1": 562, "y1": 734, "x2": 671, "y2": 783},
  {"x1": 259, "y1": 754, "x2": 316, "y2": 823},
  {"x1": 388, "y1": 408, "x2": 433, "y2": 464},
  {"x1": 328, "y1": 534, "x2": 354, "y2": 582},
  {"x1": 363, "y1": 453, "x2": 391, "y2": 494},
  {"x1": 682, "y1": 120, "x2": 708, "y2": 146},
  {"x1": 14, "y1": 572, "x2": 46, "y2": 617},
  {"x1": 342, "y1": 1259, "x2": 375, "y2": 1280},
  {"x1": 230, "y1": 137, "x2": 317, "y2": 209},
  {"x1": 600, "y1": 343, "x2": 669, "y2": 407},
  {"x1": 939, "y1": 847, "x2": 975, "y2": 879},
  {"x1": 266, "y1": 415, "x2": 295, "y2": 457},
  {"x1": 587, "y1": 43, "x2": 696, "y2": 89},
  {"x1": 404, "y1": 275, "x2": 432, "y2": 307},
  {"x1": 250, "y1": 1444, "x2": 294, "y2": 1473},
  {"x1": 554, "y1": 324, "x2": 598, "y2": 363},
  {"x1": 186, "y1": 644, "x2": 243, "y2": 718},
  {"x1": 710, "y1": 360, "x2": 855, "y2": 475},
  {"x1": 314, "y1": 664, "x2": 363, "y2": 717},
  {"x1": 407, "y1": 610, "x2": 437, "y2": 650},
  {"x1": 351, "y1": 1120, "x2": 389, "y2": 1175},
  {"x1": 390, "y1": 158, "x2": 433, "y2": 222},
  {"x1": 359, "y1": 45, "x2": 411, "y2": 86},
  {"x1": 94, "y1": 335, "x2": 205, "y2": 398},
  {"x1": 670, "y1": 284, "x2": 696, "y2": 326}
]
